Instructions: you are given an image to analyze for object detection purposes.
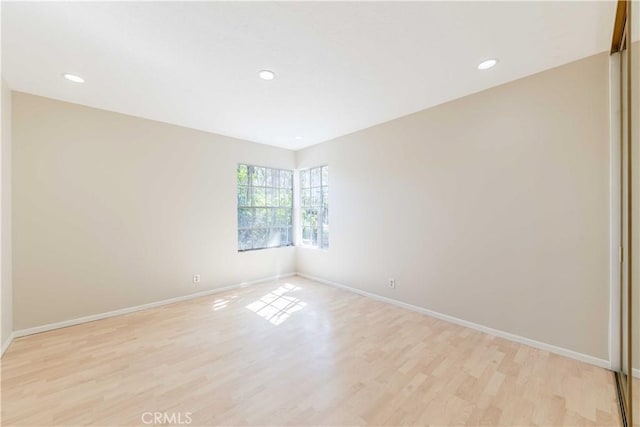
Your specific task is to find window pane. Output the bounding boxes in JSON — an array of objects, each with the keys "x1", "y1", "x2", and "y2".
[
  {"x1": 311, "y1": 187, "x2": 322, "y2": 206},
  {"x1": 238, "y1": 230, "x2": 252, "y2": 250},
  {"x1": 302, "y1": 227, "x2": 312, "y2": 241},
  {"x1": 322, "y1": 186, "x2": 329, "y2": 207},
  {"x1": 321, "y1": 229, "x2": 329, "y2": 249},
  {"x1": 279, "y1": 189, "x2": 292, "y2": 207},
  {"x1": 271, "y1": 188, "x2": 280, "y2": 207},
  {"x1": 275, "y1": 208, "x2": 288, "y2": 226},
  {"x1": 265, "y1": 188, "x2": 274, "y2": 206},
  {"x1": 321, "y1": 166, "x2": 328, "y2": 185},
  {"x1": 238, "y1": 208, "x2": 253, "y2": 228},
  {"x1": 251, "y1": 228, "x2": 268, "y2": 249},
  {"x1": 237, "y1": 186, "x2": 249, "y2": 206},
  {"x1": 322, "y1": 207, "x2": 329, "y2": 226},
  {"x1": 252, "y1": 167, "x2": 266, "y2": 186},
  {"x1": 303, "y1": 208, "x2": 317, "y2": 227},
  {"x1": 280, "y1": 170, "x2": 292, "y2": 189},
  {"x1": 252, "y1": 187, "x2": 266, "y2": 207},
  {"x1": 311, "y1": 167, "x2": 321, "y2": 187},
  {"x1": 301, "y1": 188, "x2": 311, "y2": 207},
  {"x1": 265, "y1": 168, "x2": 274, "y2": 187},
  {"x1": 237, "y1": 164, "x2": 248, "y2": 185},
  {"x1": 281, "y1": 228, "x2": 291, "y2": 245},
  {"x1": 267, "y1": 228, "x2": 281, "y2": 247},
  {"x1": 254, "y1": 208, "x2": 269, "y2": 228},
  {"x1": 300, "y1": 170, "x2": 310, "y2": 189}
]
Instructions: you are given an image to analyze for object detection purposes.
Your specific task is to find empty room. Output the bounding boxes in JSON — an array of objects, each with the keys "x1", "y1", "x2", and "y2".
[{"x1": 0, "y1": 1, "x2": 639, "y2": 426}]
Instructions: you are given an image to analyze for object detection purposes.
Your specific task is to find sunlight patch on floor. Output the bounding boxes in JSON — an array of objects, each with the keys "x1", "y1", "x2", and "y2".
[
  {"x1": 212, "y1": 295, "x2": 238, "y2": 311},
  {"x1": 246, "y1": 283, "x2": 307, "y2": 325}
]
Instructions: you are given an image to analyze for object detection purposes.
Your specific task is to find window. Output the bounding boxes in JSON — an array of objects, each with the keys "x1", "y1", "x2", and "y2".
[
  {"x1": 237, "y1": 164, "x2": 293, "y2": 251},
  {"x1": 300, "y1": 165, "x2": 328, "y2": 248}
]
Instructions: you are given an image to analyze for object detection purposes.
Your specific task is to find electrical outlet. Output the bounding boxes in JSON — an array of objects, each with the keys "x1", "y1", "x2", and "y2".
[
  {"x1": 193, "y1": 274, "x2": 201, "y2": 284},
  {"x1": 388, "y1": 278, "x2": 396, "y2": 289}
]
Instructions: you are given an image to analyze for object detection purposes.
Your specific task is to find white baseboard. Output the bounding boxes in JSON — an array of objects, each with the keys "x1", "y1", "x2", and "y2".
[
  {"x1": 6, "y1": 271, "x2": 620, "y2": 372},
  {"x1": 297, "y1": 272, "x2": 611, "y2": 370},
  {"x1": 13, "y1": 273, "x2": 296, "y2": 339},
  {"x1": 1, "y1": 332, "x2": 14, "y2": 358}
]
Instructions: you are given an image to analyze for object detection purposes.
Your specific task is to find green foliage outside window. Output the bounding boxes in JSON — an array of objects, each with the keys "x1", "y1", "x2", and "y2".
[{"x1": 237, "y1": 164, "x2": 293, "y2": 251}]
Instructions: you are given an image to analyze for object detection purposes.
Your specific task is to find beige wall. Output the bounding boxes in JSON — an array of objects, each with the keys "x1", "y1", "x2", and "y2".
[
  {"x1": 1, "y1": 78, "x2": 12, "y2": 351},
  {"x1": 296, "y1": 52, "x2": 611, "y2": 360},
  {"x1": 13, "y1": 93, "x2": 296, "y2": 330},
  {"x1": 11, "y1": 52, "x2": 613, "y2": 361}
]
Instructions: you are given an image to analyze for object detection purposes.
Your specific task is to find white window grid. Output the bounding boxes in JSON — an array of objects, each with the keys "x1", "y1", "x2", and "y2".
[
  {"x1": 299, "y1": 165, "x2": 328, "y2": 249},
  {"x1": 237, "y1": 164, "x2": 294, "y2": 251}
]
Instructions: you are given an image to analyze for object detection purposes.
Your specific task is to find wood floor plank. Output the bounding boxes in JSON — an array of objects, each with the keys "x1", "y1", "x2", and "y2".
[{"x1": 1, "y1": 276, "x2": 620, "y2": 426}]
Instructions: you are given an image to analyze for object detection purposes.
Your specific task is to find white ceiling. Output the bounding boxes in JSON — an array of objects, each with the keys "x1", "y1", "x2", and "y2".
[{"x1": 2, "y1": 1, "x2": 616, "y2": 150}]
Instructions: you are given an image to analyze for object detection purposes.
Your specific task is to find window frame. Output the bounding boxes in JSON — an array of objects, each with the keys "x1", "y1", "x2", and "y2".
[
  {"x1": 298, "y1": 165, "x2": 329, "y2": 249},
  {"x1": 237, "y1": 163, "x2": 294, "y2": 252}
]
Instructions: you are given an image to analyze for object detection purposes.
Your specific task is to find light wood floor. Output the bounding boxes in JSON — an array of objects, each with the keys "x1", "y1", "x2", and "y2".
[{"x1": 1, "y1": 276, "x2": 620, "y2": 426}]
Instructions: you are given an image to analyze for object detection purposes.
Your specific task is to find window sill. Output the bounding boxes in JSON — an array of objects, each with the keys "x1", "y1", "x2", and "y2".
[
  {"x1": 295, "y1": 244, "x2": 329, "y2": 252},
  {"x1": 238, "y1": 244, "x2": 294, "y2": 253}
]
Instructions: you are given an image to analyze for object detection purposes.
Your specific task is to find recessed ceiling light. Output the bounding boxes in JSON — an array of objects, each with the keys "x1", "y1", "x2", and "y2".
[
  {"x1": 295, "y1": 136, "x2": 302, "y2": 140},
  {"x1": 258, "y1": 70, "x2": 276, "y2": 80},
  {"x1": 63, "y1": 73, "x2": 85, "y2": 83},
  {"x1": 477, "y1": 59, "x2": 498, "y2": 70}
]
